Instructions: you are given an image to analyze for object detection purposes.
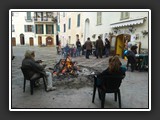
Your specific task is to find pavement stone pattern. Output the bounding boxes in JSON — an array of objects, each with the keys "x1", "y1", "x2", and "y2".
[{"x1": 11, "y1": 46, "x2": 149, "y2": 109}]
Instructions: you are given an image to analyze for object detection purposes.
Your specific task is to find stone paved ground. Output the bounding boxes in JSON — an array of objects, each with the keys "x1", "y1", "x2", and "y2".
[{"x1": 11, "y1": 46, "x2": 149, "y2": 110}]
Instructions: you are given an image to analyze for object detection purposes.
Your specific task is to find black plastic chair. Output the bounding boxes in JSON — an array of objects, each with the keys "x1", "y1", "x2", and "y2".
[
  {"x1": 92, "y1": 75, "x2": 124, "y2": 108},
  {"x1": 21, "y1": 67, "x2": 47, "y2": 95}
]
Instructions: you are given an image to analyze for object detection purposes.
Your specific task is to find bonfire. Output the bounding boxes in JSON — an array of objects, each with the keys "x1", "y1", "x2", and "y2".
[{"x1": 50, "y1": 54, "x2": 80, "y2": 76}]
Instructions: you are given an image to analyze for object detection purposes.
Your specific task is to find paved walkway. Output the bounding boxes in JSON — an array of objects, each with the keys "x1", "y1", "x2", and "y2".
[{"x1": 11, "y1": 46, "x2": 149, "y2": 110}]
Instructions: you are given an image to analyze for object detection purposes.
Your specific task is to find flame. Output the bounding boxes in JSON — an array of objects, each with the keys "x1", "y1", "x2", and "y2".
[{"x1": 55, "y1": 55, "x2": 79, "y2": 75}]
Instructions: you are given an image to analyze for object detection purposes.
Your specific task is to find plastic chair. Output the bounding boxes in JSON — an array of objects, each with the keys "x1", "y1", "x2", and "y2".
[
  {"x1": 21, "y1": 67, "x2": 47, "y2": 95},
  {"x1": 92, "y1": 75, "x2": 124, "y2": 108}
]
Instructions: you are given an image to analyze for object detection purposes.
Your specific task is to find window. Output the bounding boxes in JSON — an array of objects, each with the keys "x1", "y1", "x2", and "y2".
[
  {"x1": 46, "y1": 25, "x2": 54, "y2": 34},
  {"x1": 27, "y1": 12, "x2": 31, "y2": 20},
  {"x1": 77, "y1": 14, "x2": 80, "y2": 27},
  {"x1": 43, "y1": 12, "x2": 48, "y2": 21},
  {"x1": 37, "y1": 12, "x2": 42, "y2": 18},
  {"x1": 64, "y1": 24, "x2": 66, "y2": 32},
  {"x1": 35, "y1": 24, "x2": 43, "y2": 34},
  {"x1": 68, "y1": 18, "x2": 71, "y2": 29},
  {"x1": 34, "y1": 12, "x2": 42, "y2": 21},
  {"x1": 97, "y1": 12, "x2": 102, "y2": 25},
  {"x1": 47, "y1": 12, "x2": 52, "y2": 18},
  {"x1": 57, "y1": 24, "x2": 60, "y2": 32},
  {"x1": 121, "y1": 12, "x2": 129, "y2": 20},
  {"x1": 12, "y1": 25, "x2": 15, "y2": 32},
  {"x1": 24, "y1": 25, "x2": 34, "y2": 32}
]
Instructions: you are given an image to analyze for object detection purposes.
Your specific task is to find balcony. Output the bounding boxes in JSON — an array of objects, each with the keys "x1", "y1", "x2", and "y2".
[
  {"x1": 34, "y1": 17, "x2": 54, "y2": 23},
  {"x1": 25, "y1": 16, "x2": 33, "y2": 22}
]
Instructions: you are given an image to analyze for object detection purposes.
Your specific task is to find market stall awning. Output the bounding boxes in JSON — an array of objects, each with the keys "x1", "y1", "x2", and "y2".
[{"x1": 110, "y1": 17, "x2": 146, "y2": 28}]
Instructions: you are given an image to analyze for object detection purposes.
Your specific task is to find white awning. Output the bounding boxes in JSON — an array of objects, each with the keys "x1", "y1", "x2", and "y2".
[{"x1": 110, "y1": 17, "x2": 146, "y2": 28}]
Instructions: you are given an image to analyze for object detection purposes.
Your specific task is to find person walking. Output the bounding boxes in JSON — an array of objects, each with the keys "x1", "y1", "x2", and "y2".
[
  {"x1": 104, "y1": 38, "x2": 110, "y2": 57},
  {"x1": 76, "y1": 39, "x2": 82, "y2": 56},
  {"x1": 84, "y1": 37, "x2": 92, "y2": 59},
  {"x1": 95, "y1": 36, "x2": 104, "y2": 58}
]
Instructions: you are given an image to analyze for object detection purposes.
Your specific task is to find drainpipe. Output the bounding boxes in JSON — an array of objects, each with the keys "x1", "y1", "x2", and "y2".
[{"x1": 52, "y1": 12, "x2": 59, "y2": 54}]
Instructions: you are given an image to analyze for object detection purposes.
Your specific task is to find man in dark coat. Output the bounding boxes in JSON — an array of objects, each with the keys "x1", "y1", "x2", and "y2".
[
  {"x1": 95, "y1": 36, "x2": 104, "y2": 58},
  {"x1": 131, "y1": 44, "x2": 138, "y2": 54},
  {"x1": 125, "y1": 49, "x2": 136, "y2": 72},
  {"x1": 22, "y1": 50, "x2": 56, "y2": 91},
  {"x1": 84, "y1": 37, "x2": 92, "y2": 59}
]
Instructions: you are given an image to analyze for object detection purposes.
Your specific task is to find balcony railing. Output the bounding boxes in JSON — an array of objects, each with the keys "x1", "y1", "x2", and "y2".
[
  {"x1": 25, "y1": 16, "x2": 33, "y2": 22},
  {"x1": 34, "y1": 17, "x2": 53, "y2": 22}
]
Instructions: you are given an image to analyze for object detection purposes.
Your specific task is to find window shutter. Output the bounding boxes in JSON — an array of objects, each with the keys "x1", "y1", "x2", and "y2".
[
  {"x1": 42, "y1": 25, "x2": 44, "y2": 34},
  {"x1": 24, "y1": 25, "x2": 27, "y2": 32},
  {"x1": 68, "y1": 18, "x2": 70, "y2": 29},
  {"x1": 27, "y1": 12, "x2": 31, "y2": 20},
  {"x1": 64, "y1": 24, "x2": 66, "y2": 32},
  {"x1": 77, "y1": 14, "x2": 80, "y2": 27},
  {"x1": 46, "y1": 25, "x2": 48, "y2": 34},
  {"x1": 57, "y1": 25, "x2": 60, "y2": 32},
  {"x1": 52, "y1": 25, "x2": 54, "y2": 34},
  {"x1": 78, "y1": 14, "x2": 80, "y2": 27},
  {"x1": 35, "y1": 25, "x2": 37, "y2": 34},
  {"x1": 32, "y1": 25, "x2": 34, "y2": 32}
]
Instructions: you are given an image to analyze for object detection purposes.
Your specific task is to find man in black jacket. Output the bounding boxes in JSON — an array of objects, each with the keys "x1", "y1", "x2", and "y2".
[{"x1": 22, "y1": 50, "x2": 56, "y2": 91}]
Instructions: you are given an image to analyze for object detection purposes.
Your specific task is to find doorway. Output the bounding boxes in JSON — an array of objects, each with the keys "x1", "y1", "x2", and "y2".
[
  {"x1": 12, "y1": 37, "x2": 16, "y2": 46},
  {"x1": 29, "y1": 37, "x2": 34, "y2": 46},
  {"x1": 20, "y1": 33, "x2": 25, "y2": 45},
  {"x1": 46, "y1": 36, "x2": 53, "y2": 46},
  {"x1": 115, "y1": 34, "x2": 131, "y2": 57},
  {"x1": 38, "y1": 36, "x2": 42, "y2": 46}
]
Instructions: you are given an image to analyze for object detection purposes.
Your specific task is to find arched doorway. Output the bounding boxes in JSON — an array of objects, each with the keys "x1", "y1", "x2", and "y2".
[
  {"x1": 38, "y1": 36, "x2": 42, "y2": 46},
  {"x1": 115, "y1": 34, "x2": 131, "y2": 57},
  {"x1": 46, "y1": 36, "x2": 53, "y2": 46},
  {"x1": 12, "y1": 37, "x2": 16, "y2": 46},
  {"x1": 29, "y1": 37, "x2": 34, "y2": 46},
  {"x1": 20, "y1": 33, "x2": 25, "y2": 45},
  {"x1": 84, "y1": 18, "x2": 90, "y2": 43}
]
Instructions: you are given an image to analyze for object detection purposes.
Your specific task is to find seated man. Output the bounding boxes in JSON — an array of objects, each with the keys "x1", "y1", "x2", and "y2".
[{"x1": 22, "y1": 50, "x2": 56, "y2": 91}]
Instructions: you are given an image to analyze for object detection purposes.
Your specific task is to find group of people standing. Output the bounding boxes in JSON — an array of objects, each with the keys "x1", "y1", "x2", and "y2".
[
  {"x1": 84, "y1": 36, "x2": 111, "y2": 59},
  {"x1": 58, "y1": 36, "x2": 111, "y2": 60},
  {"x1": 61, "y1": 39, "x2": 82, "y2": 58}
]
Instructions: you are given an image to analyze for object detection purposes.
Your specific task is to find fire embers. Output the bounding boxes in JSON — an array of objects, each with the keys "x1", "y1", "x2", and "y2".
[{"x1": 52, "y1": 55, "x2": 80, "y2": 76}]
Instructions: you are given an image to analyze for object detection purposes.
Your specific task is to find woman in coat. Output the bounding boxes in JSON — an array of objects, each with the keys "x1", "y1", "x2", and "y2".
[{"x1": 96, "y1": 55, "x2": 126, "y2": 88}]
